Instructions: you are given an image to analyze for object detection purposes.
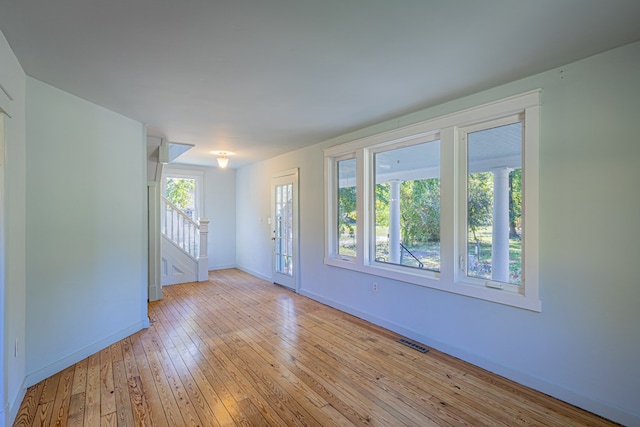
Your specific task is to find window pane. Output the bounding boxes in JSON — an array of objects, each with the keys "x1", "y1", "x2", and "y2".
[
  {"x1": 467, "y1": 122, "x2": 522, "y2": 285},
  {"x1": 165, "y1": 177, "x2": 196, "y2": 218},
  {"x1": 374, "y1": 141, "x2": 440, "y2": 271},
  {"x1": 337, "y1": 158, "x2": 357, "y2": 257},
  {"x1": 275, "y1": 183, "x2": 293, "y2": 276}
]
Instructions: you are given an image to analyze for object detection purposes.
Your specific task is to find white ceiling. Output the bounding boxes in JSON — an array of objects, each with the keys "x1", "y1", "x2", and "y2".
[{"x1": 2, "y1": 1, "x2": 640, "y2": 168}]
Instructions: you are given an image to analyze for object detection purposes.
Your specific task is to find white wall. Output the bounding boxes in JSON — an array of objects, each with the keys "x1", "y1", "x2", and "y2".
[
  {"x1": 236, "y1": 161, "x2": 275, "y2": 281},
  {"x1": 204, "y1": 167, "x2": 236, "y2": 270},
  {"x1": 0, "y1": 29, "x2": 27, "y2": 425},
  {"x1": 163, "y1": 163, "x2": 237, "y2": 271},
  {"x1": 24, "y1": 77, "x2": 149, "y2": 386},
  {"x1": 236, "y1": 41, "x2": 640, "y2": 425},
  {"x1": 146, "y1": 135, "x2": 162, "y2": 182}
]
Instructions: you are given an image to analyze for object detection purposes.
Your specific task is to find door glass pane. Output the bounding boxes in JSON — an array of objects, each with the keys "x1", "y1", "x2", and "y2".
[
  {"x1": 337, "y1": 158, "x2": 357, "y2": 257},
  {"x1": 467, "y1": 121, "x2": 522, "y2": 285},
  {"x1": 374, "y1": 140, "x2": 440, "y2": 271},
  {"x1": 275, "y1": 183, "x2": 293, "y2": 276}
]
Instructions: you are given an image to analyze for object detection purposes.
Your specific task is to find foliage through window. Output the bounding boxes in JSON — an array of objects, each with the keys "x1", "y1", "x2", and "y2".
[
  {"x1": 465, "y1": 120, "x2": 522, "y2": 287},
  {"x1": 374, "y1": 140, "x2": 440, "y2": 271},
  {"x1": 165, "y1": 177, "x2": 196, "y2": 217},
  {"x1": 337, "y1": 157, "x2": 357, "y2": 257},
  {"x1": 324, "y1": 91, "x2": 540, "y2": 311}
]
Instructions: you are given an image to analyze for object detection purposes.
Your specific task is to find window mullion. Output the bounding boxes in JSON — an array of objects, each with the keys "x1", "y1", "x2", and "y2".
[
  {"x1": 356, "y1": 149, "x2": 367, "y2": 264},
  {"x1": 456, "y1": 128, "x2": 469, "y2": 283},
  {"x1": 439, "y1": 126, "x2": 456, "y2": 284}
]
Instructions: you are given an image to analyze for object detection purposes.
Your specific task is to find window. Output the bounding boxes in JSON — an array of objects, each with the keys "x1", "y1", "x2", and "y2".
[
  {"x1": 463, "y1": 118, "x2": 522, "y2": 289},
  {"x1": 337, "y1": 157, "x2": 357, "y2": 258},
  {"x1": 162, "y1": 167, "x2": 204, "y2": 221},
  {"x1": 325, "y1": 91, "x2": 541, "y2": 311},
  {"x1": 164, "y1": 177, "x2": 197, "y2": 218},
  {"x1": 373, "y1": 138, "x2": 440, "y2": 272}
]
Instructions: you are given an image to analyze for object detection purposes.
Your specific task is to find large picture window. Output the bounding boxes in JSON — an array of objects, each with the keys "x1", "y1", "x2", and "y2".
[
  {"x1": 464, "y1": 118, "x2": 523, "y2": 288},
  {"x1": 325, "y1": 91, "x2": 540, "y2": 311},
  {"x1": 373, "y1": 138, "x2": 440, "y2": 272}
]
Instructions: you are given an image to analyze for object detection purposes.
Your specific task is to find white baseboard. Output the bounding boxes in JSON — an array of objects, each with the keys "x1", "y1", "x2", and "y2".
[
  {"x1": 24, "y1": 321, "x2": 147, "y2": 388},
  {"x1": 298, "y1": 289, "x2": 639, "y2": 427},
  {"x1": 236, "y1": 265, "x2": 272, "y2": 283},
  {"x1": 208, "y1": 264, "x2": 237, "y2": 271},
  {"x1": 7, "y1": 376, "x2": 27, "y2": 427}
]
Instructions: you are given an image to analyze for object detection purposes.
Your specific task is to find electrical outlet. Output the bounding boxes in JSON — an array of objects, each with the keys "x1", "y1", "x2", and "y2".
[{"x1": 372, "y1": 282, "x2": 378, "y2": 292}]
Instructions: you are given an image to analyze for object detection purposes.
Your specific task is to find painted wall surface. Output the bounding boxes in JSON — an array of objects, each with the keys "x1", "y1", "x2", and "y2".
[
  {"x1": 0, "y1": 29, "x2": 28, "y2": 425},
  {"x1": 146, "y1": 135, "x2": 162, "y2": 182},
  {"x1": 236, "y1": 41, "x2": 640, "y2": 425},
  {"x1": 235, "y1": 161, "x2": 273, "y2": 281},
  {"x1": 203, "y1": 166, "x2": 236, "y2": 270},
  {"x1": 160, "y1": 162, "x2": 236, "y2": 271},
  {"x1": 25, "y1": 77, "x2": 148, "y2": 386}
]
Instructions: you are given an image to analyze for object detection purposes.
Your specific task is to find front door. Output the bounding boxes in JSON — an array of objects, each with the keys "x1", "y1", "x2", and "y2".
[{"x1": 272, "y1": 169, "x2": 299, "y2": 290}]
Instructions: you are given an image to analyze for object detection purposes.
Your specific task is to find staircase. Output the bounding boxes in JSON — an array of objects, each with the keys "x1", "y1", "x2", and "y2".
[{"x1": 161, "y1": 195, "x2": 209, "y2": 285}]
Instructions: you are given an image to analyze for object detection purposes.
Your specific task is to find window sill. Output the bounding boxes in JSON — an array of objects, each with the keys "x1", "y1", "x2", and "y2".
[{"x1": 324, "y1": 257, "x2": 541, "y2": 312}]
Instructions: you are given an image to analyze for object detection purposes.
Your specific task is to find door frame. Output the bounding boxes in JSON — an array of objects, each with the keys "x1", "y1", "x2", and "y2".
[
  {"x1": 0, "y1": 111, "x2": 6, "y2": 422},
  {"x1": 147, "y1": 181, "x2": 162, "y2": 301},
  {"x1": 271, "y1": 168, "x2": 299, "y2": 292}
]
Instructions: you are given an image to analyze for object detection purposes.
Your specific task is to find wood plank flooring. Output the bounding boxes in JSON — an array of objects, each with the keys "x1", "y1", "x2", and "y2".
[{"x1": 13, "y1": 269, "x2": 617, "y2": 426}]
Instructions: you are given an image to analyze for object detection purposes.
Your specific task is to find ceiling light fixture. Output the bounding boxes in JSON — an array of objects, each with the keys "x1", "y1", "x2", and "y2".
[
  {"x1": 212, "y1": 150, "x2": 234, "y2": 169},
  {"x1": 216, "y1": 153, "x2": 229, "y2": 168}
]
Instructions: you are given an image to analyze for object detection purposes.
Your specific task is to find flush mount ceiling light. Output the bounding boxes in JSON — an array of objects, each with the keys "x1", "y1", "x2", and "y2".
[
  {"x1": 211, "y1": 151, "x2": 234, "y2": 168},
  {"x1": 217, "y1": 155, "x2": 229, "y2": 168}
]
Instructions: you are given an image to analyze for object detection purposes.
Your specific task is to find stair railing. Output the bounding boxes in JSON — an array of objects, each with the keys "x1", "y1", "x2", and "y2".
[{"x1": 161, "y1": 195, "x2": 200, "y2": 259}]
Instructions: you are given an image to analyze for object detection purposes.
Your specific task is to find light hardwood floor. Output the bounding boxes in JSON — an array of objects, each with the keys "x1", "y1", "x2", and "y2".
[{"x1": 14, "y1": 269, "x2": 617, "y2": 426}]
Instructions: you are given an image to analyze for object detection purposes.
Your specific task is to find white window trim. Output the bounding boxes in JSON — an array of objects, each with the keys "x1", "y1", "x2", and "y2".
[
  {"x1": 328, "y1": 153, "x2": 358, "y2": 263},
  {"x1": 366, "y1": 133, "x2": 441, "y2": 280},
  {"x1": 454, "y1": 111, "x2": 540, "y2": 311},
  {"x1": 456, "y1": 114, "x2": 525, "y2": 298},
  {"x1": 162, "y1": 166, "x2": 205, "y2": 220},
  {"x1": 324, "y1": 90, "x2": 541, "y2": 312}
]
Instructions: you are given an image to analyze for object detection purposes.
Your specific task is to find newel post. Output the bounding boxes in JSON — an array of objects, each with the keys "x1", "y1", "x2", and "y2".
[{"x1": 197, "y1": 217, "x2": 209, "y2": 281}]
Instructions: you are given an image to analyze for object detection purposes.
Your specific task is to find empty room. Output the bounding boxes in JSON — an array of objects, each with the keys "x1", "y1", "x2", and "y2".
[{"x1": 1, "y1": 1, "x2": 639, "y2": 426}]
